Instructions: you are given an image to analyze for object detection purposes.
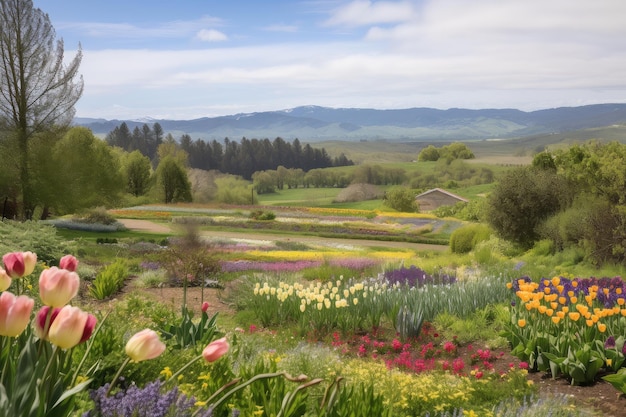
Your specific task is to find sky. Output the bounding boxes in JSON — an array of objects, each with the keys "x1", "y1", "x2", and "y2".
[{"x1": 35, "y1": 0, "x2": 626, "y2": 120}]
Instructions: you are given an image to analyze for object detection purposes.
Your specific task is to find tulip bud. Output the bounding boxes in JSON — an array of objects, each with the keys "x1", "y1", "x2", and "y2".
[
  {"x1": 125, "y1": 329, "x2": 166, "y2": 362},
  {"x1": 3, "y1": 251, "x2": 37, "y2": 278},
  {"x1": 201, "y1": 301, "x2": 209, "y2": 313},
  {"x1": 202, "y1": 337, "x2": 229, "y2": 362},
  {"x1": 0, "y1": 269, "x2": 11, "y2": 292},
  {"x1": 48, "y1": 305, "x2": 90, "y2": 349},
  {"x1": 0, "y1": 292, "x2": 35, "y2": 337},
  {"x1": 39, "y1": 267, "x2": 80, "y2": 307},
  {"x1": 59, "y1": 255, "x2": 79, "y2": 272}
]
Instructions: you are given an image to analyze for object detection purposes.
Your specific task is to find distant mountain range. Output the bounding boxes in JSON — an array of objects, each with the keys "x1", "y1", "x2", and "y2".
[{"x1": 74, "y1": 103, "x2": 626, "y2": 142}]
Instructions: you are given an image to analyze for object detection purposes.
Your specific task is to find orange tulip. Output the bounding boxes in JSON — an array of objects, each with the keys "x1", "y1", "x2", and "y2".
[{"x1": 517, "y1": 319, "x2": 527, "y2": 328}]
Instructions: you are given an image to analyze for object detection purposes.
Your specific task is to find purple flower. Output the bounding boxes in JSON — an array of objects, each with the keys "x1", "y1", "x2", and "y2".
[{"x1": 605, "y1": 336, "x2": 616, "y2": 349}]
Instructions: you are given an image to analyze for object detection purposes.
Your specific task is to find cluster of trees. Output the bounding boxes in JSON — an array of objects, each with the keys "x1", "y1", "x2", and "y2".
[
  {"x1": 417, "y1": 142, "x2": 475, "y2": 162},
  {"x1": 106, "y1": 124, "x2": 353, "y2": 180},
  {"x1": 487, "y1": 141, "x2": 626, "y2": 264},
  {"x1": 252, "y1": 163, "x2": 409, "y2": 194}
]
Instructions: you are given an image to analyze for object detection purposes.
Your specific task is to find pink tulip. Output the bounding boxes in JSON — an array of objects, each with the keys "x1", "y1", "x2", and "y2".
[
  {"x1": 48, "y1": 305, "x2": 90, "y2": 349},
  {"x1": 202, "y1": 337, "x2": 229, "y2": 362},
  {"x1": 201, "y1": 301, "x2": 209, "y2": 312},
  {"x1": 2, "y1": 251, "x2": 37, "y2": 278},
  {"x1": 125, "y1": 329, "x2": 166, "y2": 362},
  {"x1": 0, "y1": 292, "x2": 35, "y2": 337},
  {"x1": 59, "y1": 255, "x2": 79, "y2": 272},
  {"x1": 39, "y1": 267, "x2": 80, "y2": 307},
  {"x1": 0, "y1": 269, "x2": 11, "y2": 292}
]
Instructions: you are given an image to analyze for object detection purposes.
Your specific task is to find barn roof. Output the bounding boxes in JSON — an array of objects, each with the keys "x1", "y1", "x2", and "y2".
[{"x1": 415, "y1": 188, "x2": 469, "y2": 202}]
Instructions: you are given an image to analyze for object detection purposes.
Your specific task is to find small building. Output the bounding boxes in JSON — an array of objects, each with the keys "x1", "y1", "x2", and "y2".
[{"x1": 415, "y1": 188, "x2": 469, "y2": 211}]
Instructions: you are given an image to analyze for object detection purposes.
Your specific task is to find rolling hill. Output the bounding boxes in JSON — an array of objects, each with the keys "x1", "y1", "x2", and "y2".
[{"x1": 75, "y1": 103, "x2": 626, "y2": 142}]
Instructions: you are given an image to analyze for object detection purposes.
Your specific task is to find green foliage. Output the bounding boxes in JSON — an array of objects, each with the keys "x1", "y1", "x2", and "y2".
[
  {"x1": 89, "y1": 259, "x2": 129, "y2": 300},
  {"x1": 49, "y1": 127, "x2": 125, "y2": 214},
  {"x1": 73, "y1": 207, "x2": 118, "y2": 225},
  {"x1": 249, "y1": 209, "x2": 276, "y2": 221},
  {"x1": 155, "y1": 156, "x2": 192, "y2": 204},
  {"x1": 161, "y1": 307, "x2": 220, "y2": 351},
  {"x1": 0, "y1": 220, "x2": 68, "y2": 265},
  {"x1": 418, "y1": 142, "x2": 475, "y2": 162},
  {"x1": 449, "y1": 223, "x2": 492, "y2": 254},
  {"x1": 383, "y1": 186, "x2": 418, "y2": 212},
  {"x1": 487, "y1": 166, "x2": 574, "y2": 249},
  {"x1": 396, "y1": 305, "x2": 424, "y2": 341},
  {"x1": 417, "y1": 145, "x2": 440, "y2": 161},
  {"x1": 215, "y1": 176, "x2": 256, "y2": 205},
  {"x1": 121, "y1": 150, "x2": 152, "y2": 197}
]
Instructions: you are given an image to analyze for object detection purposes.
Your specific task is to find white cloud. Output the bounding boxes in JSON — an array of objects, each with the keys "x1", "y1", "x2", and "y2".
[
  {"x1": 196, "y1": 29, "x2": 228, "y2": 42},
  {"x1": 263, "y1": 24, "x2": 299, "y2": 33},
  {"x1": 325, "y1": 0, "x2": 415, "y2": 27},
  {"x1": 62, "y1": 15, "x2": 223, "y2": 40}
]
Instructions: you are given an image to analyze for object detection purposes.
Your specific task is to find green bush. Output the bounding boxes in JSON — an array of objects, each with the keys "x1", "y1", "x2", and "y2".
[
  {"x1": 249, "y1": 209, "x2": 276, "y2": 221},
  {"x1": 449, "y1": 223, "x2": 491, "y2": 254},
  {"x1": 0, "y1": 220, "x2": 69, "y2": 265},
  {"x1": 89, "y1": 259, "x2": 129, "y2": 300},
  {"x1": 73, "y1": 207, "x2": 117, "y2": 225}
]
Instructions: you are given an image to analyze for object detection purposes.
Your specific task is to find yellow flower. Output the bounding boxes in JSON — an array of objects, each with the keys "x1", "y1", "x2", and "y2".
[
  {"x1": 159, "y1": 366, "x2": 173, "y2": 379},
  {"x1": 568, "y1": 312, "x2": 580, "y2": 321},
  {"x1": 598, "y1": 323, "x2": 607, "y2": 333},
  {"x1": 551, "y1": 316, "x2": 561, "y2": 324},
  {"x1": 517, "y1": 319, "x2": 526, "y2": 328}
]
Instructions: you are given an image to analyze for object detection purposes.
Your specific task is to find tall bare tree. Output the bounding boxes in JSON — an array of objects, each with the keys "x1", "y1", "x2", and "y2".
[{"x1": 0, "y1": 0, "x2": 83, "y2": 218}]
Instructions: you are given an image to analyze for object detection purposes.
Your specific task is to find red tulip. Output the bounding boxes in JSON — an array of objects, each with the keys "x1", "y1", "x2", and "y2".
[
  {"x1": 3, "y1": 251, "x2": 37, "y2": 278},
  {"x1": 39, "y1": 267, "x2": 80, "y2": 307},
  {"x1": 202, "y1": 337, "x2": 229, "y2": 362},
  {"x1": 0, "y1": 292, "x2": 34, "y2": 337},
  {"x1": 201, "y1": 301, "x2": 209, "y2": 312},
  {"x1": 125, "y1": 329, "x2": 166, "y2": 362},
  {"x1": 48, "y1": 305, "x2": 90, "y2": 349},
  {"x1": 59, "y1": 255, "x2": 79, "y2": 272}
]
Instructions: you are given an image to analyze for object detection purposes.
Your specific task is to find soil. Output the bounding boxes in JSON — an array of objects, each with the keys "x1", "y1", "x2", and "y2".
[{"x1": 117, "y1": 219, "x2": 626, "y2": 416}]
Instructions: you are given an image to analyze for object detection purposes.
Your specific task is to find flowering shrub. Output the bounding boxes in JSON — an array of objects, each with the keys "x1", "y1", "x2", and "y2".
[{"x1": 504, "y1": 275, "x2": 626, "y2": 385}]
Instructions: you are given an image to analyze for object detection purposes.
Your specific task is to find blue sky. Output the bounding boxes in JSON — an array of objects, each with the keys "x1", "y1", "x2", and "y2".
[{"x1": 36, "y1": 0, "x2": 626, "y2": 120}]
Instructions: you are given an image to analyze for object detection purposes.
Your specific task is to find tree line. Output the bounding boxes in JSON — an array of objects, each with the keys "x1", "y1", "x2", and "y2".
[{"x1": 105, "y1": 122, "x2": 353, "y2": 180}]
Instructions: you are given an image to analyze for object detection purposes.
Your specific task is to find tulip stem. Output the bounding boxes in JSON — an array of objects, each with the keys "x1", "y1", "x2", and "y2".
[
  {"x1": 165, "y1": 353, "x2": 203, "y2": 386},
  {"x1": 107, "y1": 357, "x2": 131, "y2": 396}
]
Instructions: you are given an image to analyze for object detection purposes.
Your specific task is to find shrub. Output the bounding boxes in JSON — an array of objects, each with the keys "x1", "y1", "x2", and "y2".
[
  {"x1": 249, "y1": 209, "x2": 276, "y2": 221},
  {"x1": 0, "y1": 220, "x2": 68, "y2": 265},
  {"x1": 449, "y1": 223, "x2": 491, "y2": 254},
  {"x1": 73, "y1": 207, "x2": 117, "y2": 225},
  {"x1": 89, "y1": 259, "x2": 129, "y2": 300}
]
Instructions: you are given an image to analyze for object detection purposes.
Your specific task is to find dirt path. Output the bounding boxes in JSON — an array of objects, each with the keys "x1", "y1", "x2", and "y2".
[{"x1": 118, "y1": 219, "x2": 448, "y2": 252}]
